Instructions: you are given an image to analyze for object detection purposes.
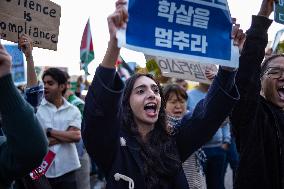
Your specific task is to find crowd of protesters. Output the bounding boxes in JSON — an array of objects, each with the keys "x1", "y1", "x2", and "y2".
[{"x1": 0, "y1": 0, "x2": 283, "y2": 189}]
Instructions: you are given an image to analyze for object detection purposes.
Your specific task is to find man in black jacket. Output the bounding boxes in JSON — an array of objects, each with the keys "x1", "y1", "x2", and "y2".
[
  {"x1": 230, "y1": 0, "x2": 284, "y2": 188},
  {"x1": 0, "y1": 41, "x2": 48, "y2": 188}
]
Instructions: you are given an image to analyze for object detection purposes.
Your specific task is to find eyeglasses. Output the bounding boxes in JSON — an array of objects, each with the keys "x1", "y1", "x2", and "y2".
[{"x1": 264, "y1": 67, "x2": 284, "y2": 79}]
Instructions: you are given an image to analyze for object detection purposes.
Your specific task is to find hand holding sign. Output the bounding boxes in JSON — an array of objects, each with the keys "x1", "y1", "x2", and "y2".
[
  {"x1": 0, "y1": 41, "x2": 12, "y2": 78},
  {"x1": 205, "y1": 66, "x2": 217, "y2": 81},
  {"x1": 258, "y1": 0, "x2": 275, "y2": 17},
  {"x1": 19, "y1": 34, "x2": 38, "y2": 87},
  {"x1": 231, "y1": 18, "x2": 246, "y2": 53},
  {"x1": 101, "y1": 0, "x2": 128, "y2": 69},
  {"x1": 108, "y1": 0, "x2": 128, "y2": 43},
  {"x1": 19, "y1": 34, "x2": 33, "y2": 58}
]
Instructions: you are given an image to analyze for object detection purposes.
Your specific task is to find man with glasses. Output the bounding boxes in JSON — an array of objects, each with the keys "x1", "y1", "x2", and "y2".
[{"x1": 230, "y1": 0, "x2": 284, "y2": 188}]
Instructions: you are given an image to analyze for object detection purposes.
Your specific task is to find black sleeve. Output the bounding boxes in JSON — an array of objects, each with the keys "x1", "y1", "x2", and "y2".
[
  {"x1": 0, "y1": 74, "x2": 48, "y2": 186},
  {"x1": 230, "y1": 16, "x2": 272, "y2": 138},
  {"x1": 83, "y1": 65, "x2": 124, "y2": 174},
  {"x1": 176, "y1": 69, "x2": 239, "y2": 161}
]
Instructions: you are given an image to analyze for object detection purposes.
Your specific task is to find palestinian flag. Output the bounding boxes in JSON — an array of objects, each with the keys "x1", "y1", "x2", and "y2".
[
  {"x1": 80, "y1": 18, "x2": 94, "y2": 75},
  {"x1": 116, "y1": 56, "x2": 135, "y2": 81}
]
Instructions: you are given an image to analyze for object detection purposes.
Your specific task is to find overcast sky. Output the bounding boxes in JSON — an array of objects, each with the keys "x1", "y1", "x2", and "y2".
[{"x1": 4, "y1": 0, "x2": 284, "y2": 75}]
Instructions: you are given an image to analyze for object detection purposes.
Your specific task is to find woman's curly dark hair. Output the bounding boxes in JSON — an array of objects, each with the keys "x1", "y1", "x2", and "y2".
[{"x1": 121, "y1": 73, "x2": 181, "y2": 188}]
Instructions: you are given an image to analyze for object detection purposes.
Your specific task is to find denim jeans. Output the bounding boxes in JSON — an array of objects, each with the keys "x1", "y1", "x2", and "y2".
[
  {"x1": 223, "y1": 137, "x2": 239, "y2": 182},
  {"x1": 202, "y1": 146, "x2": 227, "y2": 189}
]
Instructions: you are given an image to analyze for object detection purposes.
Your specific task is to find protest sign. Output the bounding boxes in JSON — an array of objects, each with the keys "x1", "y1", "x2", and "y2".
[
  {"x1": 145, "y1": 55, "x2": 217, "y2": 84},
  {"x1": 275, "y1": 0, "x2": 284, "y2": 24},
  {"x1": 271, "y1": 28, "x2": 284, "y2": 52},
  {"x1": 4, "y1": 45, "x2": 26, "y2": 85},
  {"x1": 117, "y1": 0, "x2": 239, "y2": 68},
  {"x1": 0, "y1": 0, "x2": 61, "y2": 50}
]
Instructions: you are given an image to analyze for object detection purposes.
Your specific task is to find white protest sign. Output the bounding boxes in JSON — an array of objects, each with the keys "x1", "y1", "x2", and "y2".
[
  {"x1": 145, "y1": 55, "x2": 217, "y2": 84},
  {"x1": 0, "y1": 0, "x2": 61, "y2": 50},
  {"x1": 271, "y1": 28, "x2": 284, "y2": 52}
]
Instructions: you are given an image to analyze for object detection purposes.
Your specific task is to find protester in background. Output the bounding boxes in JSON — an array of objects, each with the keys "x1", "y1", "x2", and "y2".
[
  {"x1": 82, "y1": 1, "x2": 239, "y2": 188},
  {"x1": 64, "y1": 73, "x2": 85, "y2": 114},
  {"x1": 164, "y1": 84, "x2": 207, "y2": 189},
  {"x1": 187, "y1": 83, "x2": 209, "y2": 112},
  {"x1": 75, "y1": 75, "x2": 85, "y2": 98},
  {"x1": 230, "y1": 0, "x2": 284, "y2": 188},
  {"x1": 64, "y1": 72, "x2": 92, "y2": 189},
  {"x1": 19, "y1": 34, "x2": 37, "y2": 88},
  {"x1": 0, "y1": 39, "x2": 47, "y2": 189},
  {"x1": 19, "y1": 34, "x2": 44, "y2": 111},
  {"x1": 174, "y1": 78, "x2": 188, "y2": 92},
  {"x1": 13, "y1": 33, "x2": 38, "y2": 99},
  {"x1": 186, "y1": 67, "x2": 216, "y2": 111},
  {"x1": 36, "y1": 68, "x2": 81, "y2": 189}
]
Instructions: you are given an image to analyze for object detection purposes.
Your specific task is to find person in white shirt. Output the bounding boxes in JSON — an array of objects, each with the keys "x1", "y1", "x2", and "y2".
[{"x1": 36, "y1": 68, "x2": 81, "y2": 189}]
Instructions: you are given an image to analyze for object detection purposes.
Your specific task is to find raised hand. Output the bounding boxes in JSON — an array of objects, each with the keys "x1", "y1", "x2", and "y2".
[
  {"x1": 258, "y1": 0, "x2": 276, "y2": 17},
  {"x1": 19, "y1": 34, "x2": 33, "y2": 58},
  {"x1": 19, "y1": 34, "x2": 38, "y2": 87},
  {"x1": 231, "y1": 18, "x2": 246, "y2": 53},
  {"x1": 107, "y1": 0, "x2": 128, "y2": 42},
  {"x1": 265, "y1": 47, "x2": 273, "y2": 57},
  {"x1": 102, "y1": 0, "x2": 128, "y2": 69},
  {"x1": 205, "y1": 66, "x2": 217, "y2": 81}
]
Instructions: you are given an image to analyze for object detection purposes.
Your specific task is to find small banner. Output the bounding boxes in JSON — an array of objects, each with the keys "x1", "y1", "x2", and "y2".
[
  {"x1": 145, "y1": 55, "x2": 217, "y2": 84},
  {"x1": 29, "y1": 150, "x2": 56, "y2": 180}
]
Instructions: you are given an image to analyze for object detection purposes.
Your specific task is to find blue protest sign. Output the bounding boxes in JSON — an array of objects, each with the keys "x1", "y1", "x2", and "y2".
[
  {"x1": 117, "y1": 0, "x2": 239, "y2": 68},
  {"x1": 4, "y1": 45, "x2": 26, "y2": 85},
  {"x1": 275, "y1": 0, "x2": 284, "y2": 24}
]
